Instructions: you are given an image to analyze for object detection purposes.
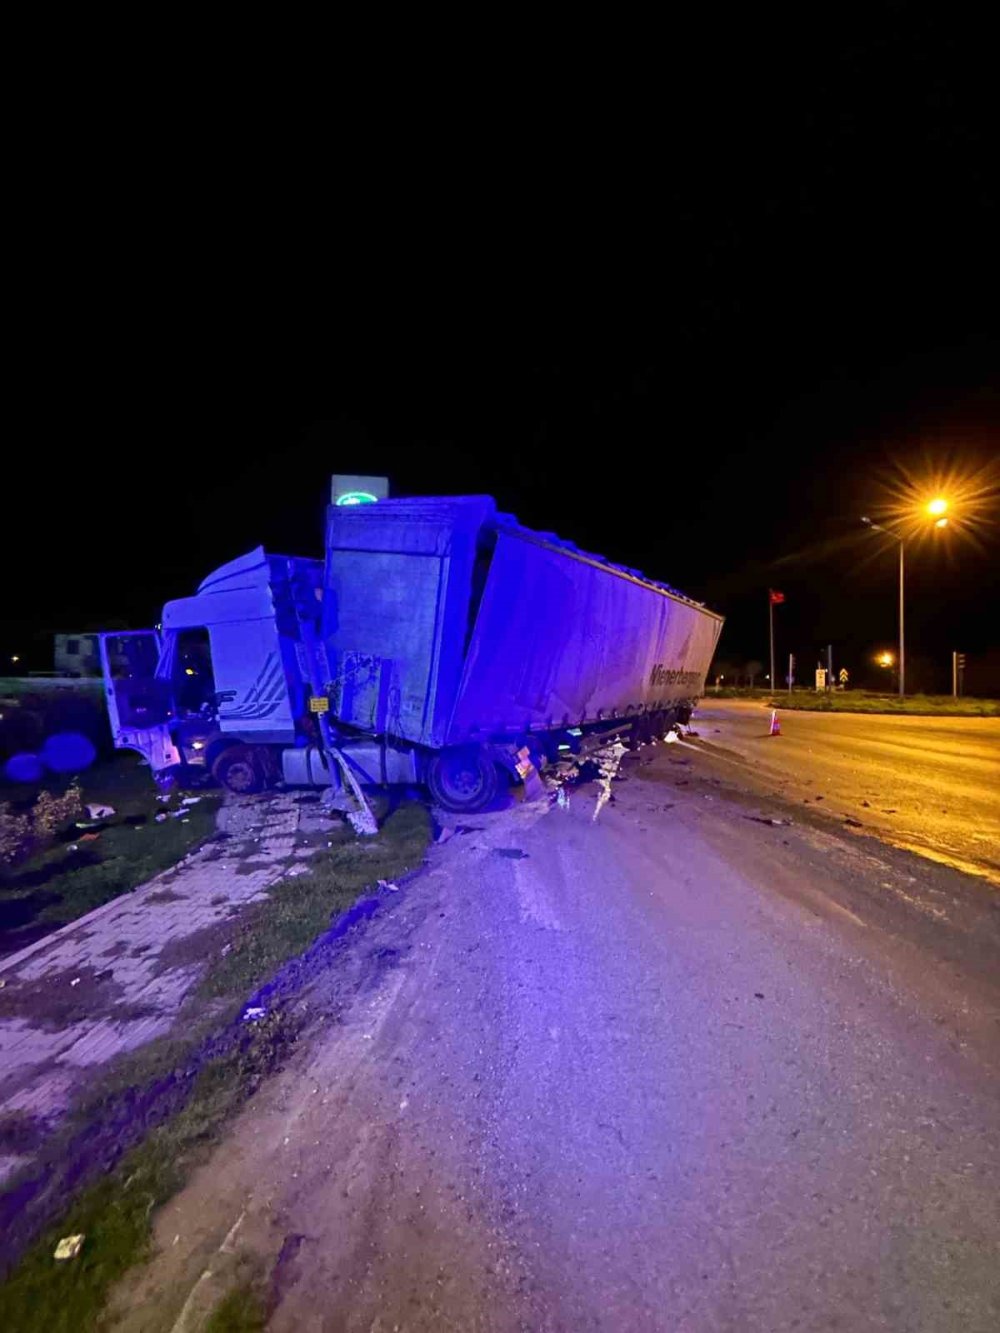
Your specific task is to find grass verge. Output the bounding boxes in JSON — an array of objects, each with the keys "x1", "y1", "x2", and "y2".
[
  {"x1": 1, "y1": 755, "x2": 220, "y2": 952},
  {"x1": 0, "y1": 802, "x2": 430, "y2": 1332},
  {"x1": 204, "y1": 1280, "x2": 268, "y2": 1332},
  {"x1": 704, "y1": 689, "x2": 999, "y2": 717}
]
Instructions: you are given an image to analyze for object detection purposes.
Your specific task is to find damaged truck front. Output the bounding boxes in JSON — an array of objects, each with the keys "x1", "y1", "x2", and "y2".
[{"x1": 99, "y1": 496, "x2": 723, "y2": 813}]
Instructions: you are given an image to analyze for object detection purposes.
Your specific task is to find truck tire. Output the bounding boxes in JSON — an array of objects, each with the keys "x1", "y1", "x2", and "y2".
[
  {"x1": 212, "y1": 746, "x2": 264, "y2": 794},
  {"x1": 427, "y1": 746, "x2": 499, "y2": 813}
]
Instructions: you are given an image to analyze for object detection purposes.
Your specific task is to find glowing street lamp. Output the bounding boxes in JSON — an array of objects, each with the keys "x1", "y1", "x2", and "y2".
[
  {"x1": 877, "y1": 651, "x2": 894, "y2": 669},
  {"x1": 861, "y1": 498, "x2": 951, "y2": 697}
]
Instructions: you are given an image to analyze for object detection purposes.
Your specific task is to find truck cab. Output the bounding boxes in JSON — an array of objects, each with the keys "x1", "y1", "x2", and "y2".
[{"x1": 100, "y1": 547, "x2": 320, "y2": 790}]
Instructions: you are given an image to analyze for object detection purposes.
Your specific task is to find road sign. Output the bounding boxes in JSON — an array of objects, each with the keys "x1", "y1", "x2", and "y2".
[
  {"x1": 308, "y1": 695, "x2": 330, "y2": 713},
  {"x1": 839, "y1": 667, "x2": 849, "y2": 684},
  {"x1": 815, "y1": 668, "x2": 827, "y2": 690}
]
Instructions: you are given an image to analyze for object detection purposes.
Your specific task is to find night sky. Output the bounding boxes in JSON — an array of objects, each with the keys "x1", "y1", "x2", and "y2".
[{"x1": 5, "y1": 20, "x2": 998, "y2": 692}]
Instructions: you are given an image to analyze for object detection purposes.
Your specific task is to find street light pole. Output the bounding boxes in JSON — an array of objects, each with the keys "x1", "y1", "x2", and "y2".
[
  {"x1": 861, "y1": 498, "x2": 948, "y2": 701},
  {"x1": 861, "y1": 516, "x2": 906, "y2": 697},
  {"x1": 897, "y1": 537, "x2": 905, "y2": 698}
]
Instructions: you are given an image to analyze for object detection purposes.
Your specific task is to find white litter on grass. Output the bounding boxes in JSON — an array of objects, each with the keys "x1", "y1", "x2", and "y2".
[
  {"x1": 154, "y1": 813, "x2": 168, "y2": 823},
  {"x1": 378, "y1": 879, "x2": 401, "y2": 892},
  {"x1": 85, "y1": 803, "x2": 115, "y2": 819},
  {"x1": 181, "y1": 795, "x2": 203, "y2": 806},
  {"x1": 156, "y1": 794, "x2": 171, "y2": 803},
  {"x1": 54, "y1": 1235, "x2": 85, "y2": 1260},
  {"x1": 556, "y1": 787, "x2": 570, "y2": 810},
  {"x1": 242, "y1": 1007, "x2": 266, "y2": 1023},
  {"x1": 69, "y1": 977, "x2": 81, "y2": 987}
]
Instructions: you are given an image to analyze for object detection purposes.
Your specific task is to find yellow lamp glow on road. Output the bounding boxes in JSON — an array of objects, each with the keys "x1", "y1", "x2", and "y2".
[{"x1": 927, "y1": 497, "x2": 948, "y2": 516}]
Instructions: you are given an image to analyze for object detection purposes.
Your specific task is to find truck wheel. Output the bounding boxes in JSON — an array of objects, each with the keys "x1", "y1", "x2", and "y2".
[
  {"x1": 427, "y1": 746, "x2": 499, "y2": 812},
  {"x1": 212, "y1": 746, "x2": 264, "y2": 794}
]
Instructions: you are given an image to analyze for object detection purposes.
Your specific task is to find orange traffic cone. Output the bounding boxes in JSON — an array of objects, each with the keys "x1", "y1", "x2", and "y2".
[{"x1": 769, "y1": 709, "x2": 781, "y2": 736}]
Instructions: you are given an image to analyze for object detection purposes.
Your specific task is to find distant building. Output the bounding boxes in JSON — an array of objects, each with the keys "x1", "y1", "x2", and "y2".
[{"x1": 54, "y1": 633, "x2": 101, "y2": 677}]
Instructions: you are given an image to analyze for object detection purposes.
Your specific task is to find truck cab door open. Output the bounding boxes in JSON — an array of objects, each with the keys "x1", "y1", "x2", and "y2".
[{"x1": 98, "y1": 631, "x2": 181, "y2": 773}]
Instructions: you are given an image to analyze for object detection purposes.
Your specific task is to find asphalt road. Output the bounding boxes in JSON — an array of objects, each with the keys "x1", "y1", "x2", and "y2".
[
  {"x1": 111, "y1": 746, "x2": 1000, "y2": 1333},
  {"x1": 695, "y1": 699, "x2": 1000, "y2": 886}
]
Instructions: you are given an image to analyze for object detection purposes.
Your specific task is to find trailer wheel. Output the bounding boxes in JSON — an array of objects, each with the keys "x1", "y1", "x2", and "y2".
[
  {"x1": 212, "y1": 746, "x2": 264, "y2": 794},
  {"x1": 427, "y1": 746, "x2": 499, "y2": 813}
]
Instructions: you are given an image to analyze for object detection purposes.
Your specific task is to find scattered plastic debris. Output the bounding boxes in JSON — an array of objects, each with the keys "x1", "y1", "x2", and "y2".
[
  {"x1": 378, "y1": 878, "x2": 401, "y2": 892},
  {"x1": 69, "y1": 977, "x2": 81, "y2": 987},
  {"x1": 664, "y1": 731, "x2": 679, "y2": 745},
  {"x1": 181, "y1": 795, "x2": 203, "y2": 806},
  {"x1": 242, "y1": 1007, "x2": 266, "y2": 1023},
  {"x1": 154, "y1": 813, "x2": 168, "y2": 823},
  {"x1": 556, "y1": 787, "x2": 570, "y2": 810},
  {"x1": 53, "y1": 1235, "x2": 85, "y2": 1261},
  {"x1": 592, "y1": 740, "x2": 627, "y2": 821},
  {"x1": 745, "y1": 815, "x2": 792, "y2": 827},
  {"x1": 79, "y1": 832, "x2": 101, "y2": 842},
  {"x1": 156, "y1": 794, "x2": 172, "y2": 803},
  {"x1": 85, "y1": 803, "x2": 115, "y2": 819}
]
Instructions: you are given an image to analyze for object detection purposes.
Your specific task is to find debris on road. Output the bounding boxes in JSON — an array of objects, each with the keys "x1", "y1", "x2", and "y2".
[
  {"x1": 53, "y1": 1234, "x2": 85, "y2": 1261},
  {"x1": 181, "y1": 796, "x2": 203, "y2": 806},
  {"x1": 592, "y1": 740, "x2": 628, "y2": 821},
  {"x1": 85, "y1": 803, "x2": 115, "y2": 819},
  {"x1": 746, "y1": 816, "x2": 793, "y2": 828},
  {"x1": 378, "y1": 879, "x2": 401, "y2": 892}
]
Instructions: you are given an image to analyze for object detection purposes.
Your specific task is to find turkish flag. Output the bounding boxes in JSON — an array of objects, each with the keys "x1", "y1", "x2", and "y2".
[{"x1": 769, "y1": 589, "x2": 785, "y2": 605}]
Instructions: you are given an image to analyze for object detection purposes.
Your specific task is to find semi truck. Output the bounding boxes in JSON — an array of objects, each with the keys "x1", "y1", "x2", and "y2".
[{"x1": 98, "y1": 494, "x2": 723, "y2": 820}]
